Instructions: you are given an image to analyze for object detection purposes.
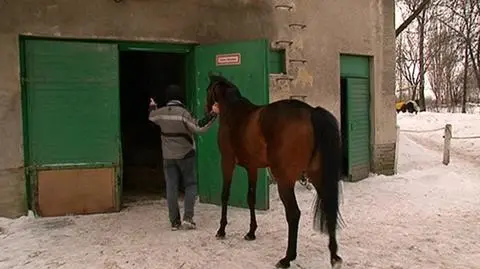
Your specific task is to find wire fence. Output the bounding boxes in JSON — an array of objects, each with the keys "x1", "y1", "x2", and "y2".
[
  {"x1": 451, "y1": 135, "x2": 480, "y2": 140},
  {"x1": 399, "y1": 127, "x2": 444, "y2": 133},
  {"x1": 397, "y1": 124, "x2": 480, "y2": 165}
]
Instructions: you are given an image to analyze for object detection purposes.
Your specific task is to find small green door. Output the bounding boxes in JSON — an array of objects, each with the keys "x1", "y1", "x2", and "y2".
[
  {"x1": 22, "y1": 39, "x2": 121, "y2": 212},
  {"x1": 193, "y1": 39, "x2": 270, "y2": 210},
  {"x1": 345, "y1": 77, "x2": 371, "y2": 180},
  {"x1": 340, "y1": 55, "x2": 371, "y2": 181}
]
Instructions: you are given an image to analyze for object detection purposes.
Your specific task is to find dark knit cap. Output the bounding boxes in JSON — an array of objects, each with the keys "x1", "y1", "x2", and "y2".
[{"x1": 165, "y1": 84, "x2": 182, "y2": 102}]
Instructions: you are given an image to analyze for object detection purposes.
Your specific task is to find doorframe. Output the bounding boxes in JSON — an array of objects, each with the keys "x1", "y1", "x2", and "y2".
[
  {"x1": 116, "y1": 42, "x2": 196, "y2": 205},
  {"x1": 339, "y1": 53, "x2": 373, "y2": 181},
  {"x1": 18, "y1": 36, "x2": 31, "y2": 211},
  {"x1": 116, "y1": 42, "x2": 197, "y2": 111}
]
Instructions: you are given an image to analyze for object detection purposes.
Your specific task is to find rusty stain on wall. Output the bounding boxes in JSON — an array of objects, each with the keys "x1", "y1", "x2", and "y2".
[
  {"x1": 291, "y1": 36, "x2": 304, "y2": 51},
  {"x1": 293, "y1": 66, "x2": 314, "y2": 88}
]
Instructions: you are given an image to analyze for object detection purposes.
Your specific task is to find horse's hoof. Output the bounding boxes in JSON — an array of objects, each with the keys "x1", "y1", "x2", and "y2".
[
  {"x1": 215, "y1": 231, "x2": 226, "y2": 240},
  {"x1": 331, "y1": 256, "x2": 343, "y2": 269},
  {"x1": 244, "y1": 233, "x2": 256, "y2": 241},
  {"x1": 275, "y1": 258, "x2": 290, "y2": 268}
]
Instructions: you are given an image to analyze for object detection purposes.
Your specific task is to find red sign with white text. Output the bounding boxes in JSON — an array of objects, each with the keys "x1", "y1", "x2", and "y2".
[{"x1": 216, "y1": 53, "x2": 241, "y2": 66}]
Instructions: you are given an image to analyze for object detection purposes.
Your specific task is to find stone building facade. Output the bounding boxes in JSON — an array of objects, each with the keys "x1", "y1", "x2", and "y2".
[{"x1": 0, "y1": 0, "x2": 396, "y2": 217}]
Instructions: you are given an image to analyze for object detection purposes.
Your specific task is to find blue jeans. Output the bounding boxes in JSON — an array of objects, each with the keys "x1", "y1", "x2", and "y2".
[{"x1": 163, "y1": 156, "x2": 197, "y2": 225}]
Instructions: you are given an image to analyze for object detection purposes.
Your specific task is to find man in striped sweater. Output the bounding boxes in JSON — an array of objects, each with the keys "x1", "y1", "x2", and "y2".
[{"x1": 149, "y1": 85, "x2": 220, "y2": 231}]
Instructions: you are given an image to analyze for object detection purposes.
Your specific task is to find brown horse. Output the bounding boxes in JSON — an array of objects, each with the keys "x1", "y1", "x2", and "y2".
[{"x1": 204, "y1": 74, "x2": 344, "y2": 269}]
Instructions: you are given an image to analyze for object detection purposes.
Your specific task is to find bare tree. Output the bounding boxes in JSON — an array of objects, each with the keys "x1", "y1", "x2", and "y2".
[
  {"x1": 418, "y1": 7, "x2": 427, "y2": 110},
  {"x1": 396, "y1": 0, "x2": 432, "y2": 37},
  {"x1": 396, "y1": 29, "x2": 421, "y2": 100},
  {"x1": 397, "y1": 0, "x2": 439, "y2": 110},
  {"x1": 435, "y1": 0, "x2": 480, "y2": 112},
  {"x1": 396, "y1": 0, "x2": 480, "y2": 113},
  {"x1": 427, "y1": 22, "x2": 464, "y2": 111}
]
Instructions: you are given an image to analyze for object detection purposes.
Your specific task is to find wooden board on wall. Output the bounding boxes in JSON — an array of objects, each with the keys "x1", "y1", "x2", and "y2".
[{"x1": 37, "y1": 168, "x2": 117, "y2": 217}]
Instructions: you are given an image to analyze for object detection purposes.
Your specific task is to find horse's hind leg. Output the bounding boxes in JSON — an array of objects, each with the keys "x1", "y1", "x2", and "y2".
[
  {"x1": 244, "y1": 168, "x2": 258, "y2": 241},
  {"x1": 275, "y1": 183, "x2": 301, "y2": 268},
  {"x1": 216, "y1": 157, "x2": 235, "y2": 239},
  {"x1": 308, "y1": 165, "x2": 343, "y2": 269},
  {"x1": 328, "y1": 227, "x2": 342, "y2": 269}
]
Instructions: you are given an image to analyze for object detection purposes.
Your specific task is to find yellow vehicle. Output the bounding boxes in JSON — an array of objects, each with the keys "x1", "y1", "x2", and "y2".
[
  {"x1": 396, "y1": 100, "x2": 419, "y2": 114},
  {"x1": 395, "y1": 101, "x2": 406, "y2": 113}
]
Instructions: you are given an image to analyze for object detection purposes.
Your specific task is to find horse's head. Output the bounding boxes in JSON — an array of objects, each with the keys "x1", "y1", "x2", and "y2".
[{"x1": 205, "y1": 72, "x2": 241, "y2": 113}]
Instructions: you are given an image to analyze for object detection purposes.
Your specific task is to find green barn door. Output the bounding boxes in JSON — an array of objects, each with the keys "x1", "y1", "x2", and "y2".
[
  {"x1": 23, "y1": 39, "x2": 121, "y2": 216},
  {"x1": 193, "y1": 39, "x2": 270, "y2": 210},
  {"x1": 340, "y1": 55, "x2": 371, "y2": 181}
]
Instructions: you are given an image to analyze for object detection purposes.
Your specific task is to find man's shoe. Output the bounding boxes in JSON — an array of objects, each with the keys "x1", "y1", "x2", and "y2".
[
  {"x1": 171, "y1": 222, "x2": 181, "y2": 231},
  {"x1": 182, "y1": 219, "x2": 196, "y2": 230}
]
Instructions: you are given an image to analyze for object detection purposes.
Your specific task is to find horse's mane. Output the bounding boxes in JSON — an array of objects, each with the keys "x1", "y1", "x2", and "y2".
[
  {"x1": 208, "y1": 74, "x2": 238, "y2": 90},
  {"x1": 209, "y1": 74, "x2": 252, "y2": 106}
]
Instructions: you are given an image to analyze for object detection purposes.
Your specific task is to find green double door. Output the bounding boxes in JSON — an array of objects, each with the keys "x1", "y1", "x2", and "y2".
[
  {"x1": 22, "y1": 38, "x2": 270, "y2": 213},
  {"x1": 192, "y1": 40, "x2": 270, "y2": 210}
]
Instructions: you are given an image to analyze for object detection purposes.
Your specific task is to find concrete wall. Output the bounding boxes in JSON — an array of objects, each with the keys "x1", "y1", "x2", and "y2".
[
  {"x1": 0, "y1": 0, "x2": 396, "y2": 218},
  {"x1": 270, "y1": 0, "x2": 396, "y2": 176}
]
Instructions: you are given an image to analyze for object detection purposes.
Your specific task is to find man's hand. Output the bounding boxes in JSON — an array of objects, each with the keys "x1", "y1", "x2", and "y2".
[
  {"x1": 149, "y1": 98, "x2": 157, "y2": 111},
  {"x1": 212, "y1": 103, "x2": 220, "y2": 114}
]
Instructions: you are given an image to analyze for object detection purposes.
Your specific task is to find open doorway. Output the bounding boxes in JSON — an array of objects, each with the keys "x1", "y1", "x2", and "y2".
[
  {"x1": 119, "y1": 50, "x2": 186, "y2": 203},
  {"x1": 340, "y1": 77, "x2": 349, "y2": 178}
]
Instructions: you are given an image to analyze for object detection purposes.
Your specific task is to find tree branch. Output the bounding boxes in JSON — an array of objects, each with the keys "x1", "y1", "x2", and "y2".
[{"x1": 396, "y1": 0, "x2": 432, "y2": 37}]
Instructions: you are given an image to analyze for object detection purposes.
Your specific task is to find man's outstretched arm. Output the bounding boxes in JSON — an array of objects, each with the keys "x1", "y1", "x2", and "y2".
[{"x1": 182, "y1": 110, "x2": 218, "y2": 133}]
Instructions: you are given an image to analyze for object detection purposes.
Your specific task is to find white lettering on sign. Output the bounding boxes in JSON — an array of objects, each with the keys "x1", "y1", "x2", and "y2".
[{"x1": 216, "y1": 53, "x2": 241, "y2": 66}]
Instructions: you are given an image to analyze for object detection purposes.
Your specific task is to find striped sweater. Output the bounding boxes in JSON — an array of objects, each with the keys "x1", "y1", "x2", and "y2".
[{"x1": 148, "y1": 100, "x2": 217, "y2": 159}]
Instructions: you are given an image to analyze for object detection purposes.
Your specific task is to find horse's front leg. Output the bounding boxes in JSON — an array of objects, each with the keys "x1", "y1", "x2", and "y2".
[
  {"x1": 216, "y1": 156, "x2": 235, "y2": 239},
  {"x1": 244, "y1": 168, "x2": 258, "y2": 241}
]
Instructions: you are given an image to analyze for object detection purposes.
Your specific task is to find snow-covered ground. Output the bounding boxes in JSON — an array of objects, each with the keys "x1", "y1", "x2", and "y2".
[
  {"x1": 397, "y1": 112, "x2": 480, "y2": 165},
  {"x1": 1, "y1": 112, "x2": 480, "y2": 269}
]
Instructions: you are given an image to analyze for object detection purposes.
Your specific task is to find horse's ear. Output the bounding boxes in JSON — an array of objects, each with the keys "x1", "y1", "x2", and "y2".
[{"x1": 208, "y1": 71, "x2": 226, "y2": 82}]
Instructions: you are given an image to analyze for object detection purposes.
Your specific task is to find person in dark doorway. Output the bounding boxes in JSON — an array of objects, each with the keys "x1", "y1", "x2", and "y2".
[{"x1": 148, "y1": 84, "x2": 220, "y2": 231}]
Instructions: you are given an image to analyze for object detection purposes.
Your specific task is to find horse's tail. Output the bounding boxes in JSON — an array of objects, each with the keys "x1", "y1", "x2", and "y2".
[{"x1": 310, "y1": 106, "x2": 343, "y2": 234}]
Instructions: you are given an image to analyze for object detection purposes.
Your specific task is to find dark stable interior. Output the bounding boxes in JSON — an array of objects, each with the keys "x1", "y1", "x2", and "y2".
[
  {"x1": 119, "y1": 50, "x2": 185, "y2": 203},
  {"x1": 340, "y1": 77, "x2": 348, "y2": 177}
]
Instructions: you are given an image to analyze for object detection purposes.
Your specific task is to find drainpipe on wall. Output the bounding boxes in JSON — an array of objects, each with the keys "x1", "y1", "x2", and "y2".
[{"x1": 394, "y1": 123, "x2": 400, "y2": 174}]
